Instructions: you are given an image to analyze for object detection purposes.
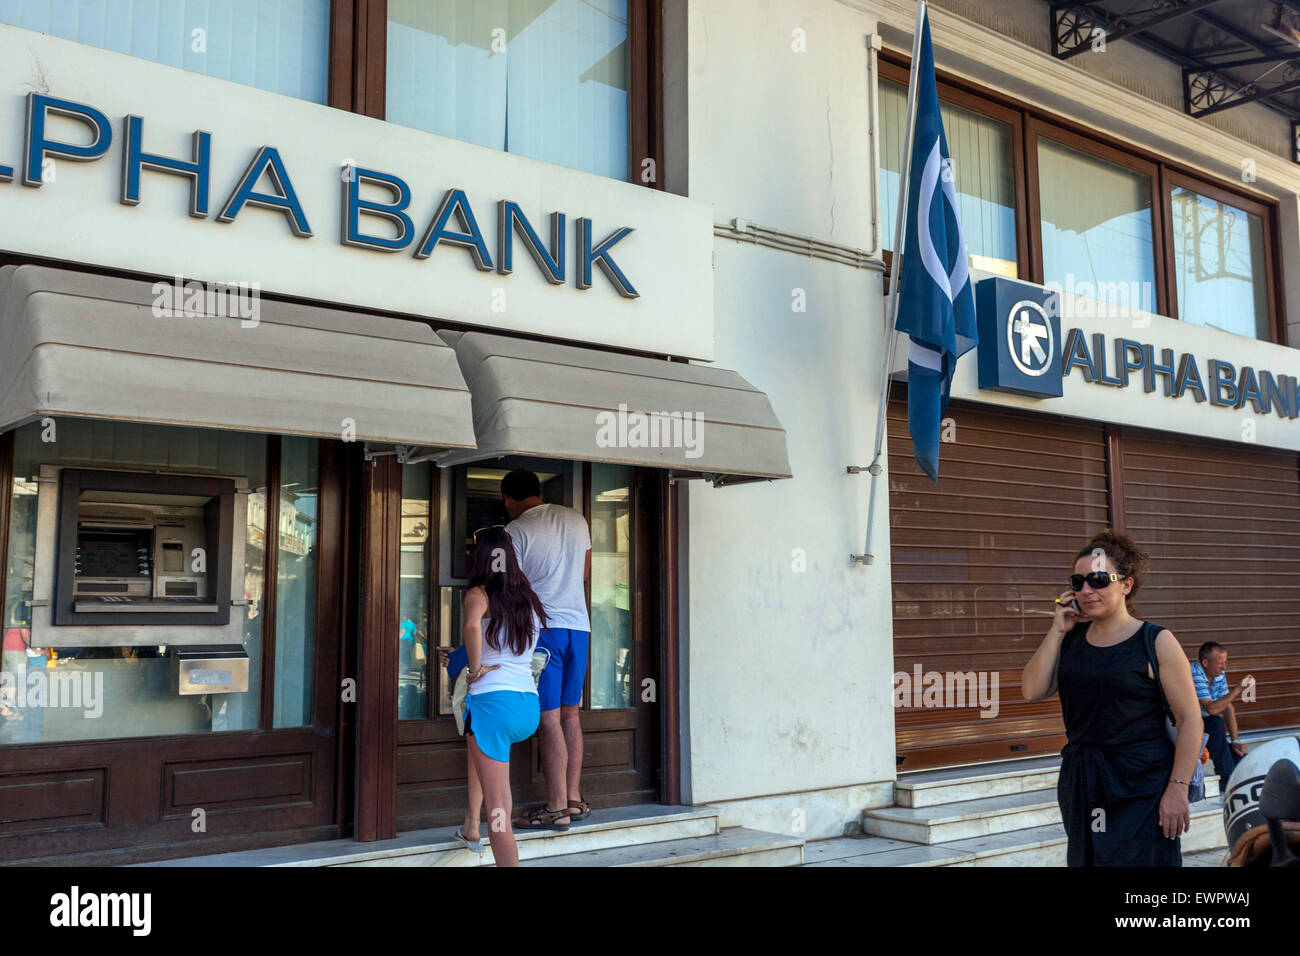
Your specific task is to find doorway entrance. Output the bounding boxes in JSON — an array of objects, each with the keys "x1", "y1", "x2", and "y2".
[{"x1": 395, "y1": 458, "x2": 660, "y2": 829}]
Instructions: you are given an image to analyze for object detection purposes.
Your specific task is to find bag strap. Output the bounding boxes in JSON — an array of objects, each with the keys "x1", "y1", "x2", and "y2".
[{"x1": 1141, "y1": 621, "x2": 1176, "y2": 724}]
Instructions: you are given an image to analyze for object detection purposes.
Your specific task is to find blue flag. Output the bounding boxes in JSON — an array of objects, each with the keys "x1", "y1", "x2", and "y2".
[{"x1": 894, "y1": 10, "x2": 977, "y2": 483}]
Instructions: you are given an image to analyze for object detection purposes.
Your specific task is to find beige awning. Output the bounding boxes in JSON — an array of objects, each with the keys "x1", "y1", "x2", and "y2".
[
  {"x1": 437, "y1": 330, "x2": 792, "y2": 485},
  {"x1": 0, "y1": 264, "x2": 477, "y2": 452}
]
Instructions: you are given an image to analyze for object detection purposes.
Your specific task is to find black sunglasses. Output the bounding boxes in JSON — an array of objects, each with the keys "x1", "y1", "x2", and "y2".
[{"x1": 1069, "y1": 571, "x2": 1123, "y2": 591}]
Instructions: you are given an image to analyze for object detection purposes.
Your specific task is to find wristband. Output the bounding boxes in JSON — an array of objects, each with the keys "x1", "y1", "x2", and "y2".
[{"x1": 1168, "y1": 777, "x2": 1188, "y2": 787}]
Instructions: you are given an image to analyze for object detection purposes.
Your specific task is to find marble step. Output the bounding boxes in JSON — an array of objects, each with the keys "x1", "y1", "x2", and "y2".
[
  {"x1": 517, "y1": 827, "x2": 804, "y2": 867},
  {"x1": 895, "y1": 757, "x2": 1063, "y2": 808},
  {"x1": 817, "y1": 797, "x2": 1226, "y2": 866},
  {"x1": 863, "y1": 789, "x2": 1063, "y2": 844},
  {"x1": 136, "y1": 804, "x2": 719, "y2": 867},
  {"x1": 898, "y1": 756, "x2": 1221, "y2": 808},
  {"x1": 864, "y1": 782, "x2": 1220, "y2": 846},
  {"x1": 926, "y1": 795, "x2": 1227, "y2": 867},
  {"x1": 802, "y1": 835, "x2": 976, "y2": 867}
]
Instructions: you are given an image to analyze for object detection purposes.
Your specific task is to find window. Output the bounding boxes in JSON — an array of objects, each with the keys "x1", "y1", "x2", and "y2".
[
  {"x1": 385, "y1": 0, "x2": 631, "y2": 181},
  {"x1": 589, "y1": 463, "x2": 632, "y2": 709},
  {"x1": 273, "y1": 436, "x2": 318, "y2": 727},
  {"x1": 1168, "y1": 178, "x2": 1274, "y2": 341},
  {"x1": 399, "y1": 462, "x2": 433, "y2": 721},
  {"x1": 879, "y1": 73, "x2": 1021, "y2": 278},
  {"x1": 1, "y1": 419, "x2": 267, "y2": 743},
  {"x1": 1032, "y1": 128, "x2": 1159, "y2": 314},
  {"x1": 0, "y1": 0, "x2": 332, "y2": 104},
  {"x1": 879, "y1": 51, "x2": 1283, "y2": 342}
]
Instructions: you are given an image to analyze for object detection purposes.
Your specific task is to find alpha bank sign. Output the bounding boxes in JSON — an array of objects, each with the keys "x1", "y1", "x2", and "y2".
[
  {"x1": 0, "y1": 93, "x2": 638, "y2": 297},
  {"x1": 975, "y1": 277, "x2": 1300, "y2": 420}
]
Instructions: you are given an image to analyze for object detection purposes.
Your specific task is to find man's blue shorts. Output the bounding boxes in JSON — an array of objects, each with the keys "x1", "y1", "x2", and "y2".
[
  {"x1": 465, "y1": 690, "x2": 540, "y2": 762},
  {"x1": 536, "y1": 628, "x2": 590, "y2": 711}
]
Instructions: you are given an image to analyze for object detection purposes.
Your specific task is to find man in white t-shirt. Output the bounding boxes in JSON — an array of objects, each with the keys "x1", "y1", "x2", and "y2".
[{"x1": 503, "y1": 469, "x2": 592, "y2": 831}]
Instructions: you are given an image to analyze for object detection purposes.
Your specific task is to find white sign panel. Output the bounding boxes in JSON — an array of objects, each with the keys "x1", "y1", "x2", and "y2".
[{"x1": 0, "y1": 24, "x2": 716, "y2": 360}]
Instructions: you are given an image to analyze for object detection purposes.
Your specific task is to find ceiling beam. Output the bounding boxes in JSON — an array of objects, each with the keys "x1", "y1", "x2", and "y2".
[{"x1": 1052, "y1": 0, "x2": 1229, "y2": 59}]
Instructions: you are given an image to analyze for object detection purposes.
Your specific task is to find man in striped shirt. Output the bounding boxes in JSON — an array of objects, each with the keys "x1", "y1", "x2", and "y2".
[{"x1": 1189, "y1": 642, "x2": 1255, "y2": 779}]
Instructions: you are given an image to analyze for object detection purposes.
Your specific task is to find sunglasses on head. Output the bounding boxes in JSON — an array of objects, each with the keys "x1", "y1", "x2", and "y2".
[
  {"x1": 472, "y1": 525, "x2": 506, "y2": 542},
  {"x1": 1069, "y1": 571, "x2": 1123, "y2": 591}
]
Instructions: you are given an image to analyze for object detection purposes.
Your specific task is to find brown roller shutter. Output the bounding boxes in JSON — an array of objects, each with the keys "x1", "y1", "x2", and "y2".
[
  {"x1": 889, "y1": 396, "x2": 1109, "y2": 770},
  {"x1": 1120, "y1": 428, "x2": 1300, "y2": 732}
]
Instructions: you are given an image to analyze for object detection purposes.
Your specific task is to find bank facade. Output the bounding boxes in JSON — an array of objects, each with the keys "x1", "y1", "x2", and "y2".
[{"x1": 0, "y1": 0, "x2": 1297, "y2": 864}]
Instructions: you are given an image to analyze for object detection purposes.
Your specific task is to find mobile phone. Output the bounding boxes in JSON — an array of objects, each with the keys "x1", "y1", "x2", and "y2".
[{"x1": 1063, "y1": 598, "x2": 1080, "y2": 613}]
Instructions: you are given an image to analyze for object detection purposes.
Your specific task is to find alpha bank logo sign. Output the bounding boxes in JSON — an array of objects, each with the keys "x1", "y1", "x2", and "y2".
[
  {"x1": 973, "y1": 276, "x2": 1300, "y2": 420},
  {"x1": 976, "y1": 278, "x2": 1062, "y2": 397},
  {"x1": 1006, "y1": 300, "x2": 1054, "y2": 378}
]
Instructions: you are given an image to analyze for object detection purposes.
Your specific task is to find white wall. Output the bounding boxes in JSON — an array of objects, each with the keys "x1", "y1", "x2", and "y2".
[
  {"x1": 684, "y1": 0, "x2": 876, "y2": 249},
  {"x1": 676, "y1": 0, "x2": 897, "y2": 816}
]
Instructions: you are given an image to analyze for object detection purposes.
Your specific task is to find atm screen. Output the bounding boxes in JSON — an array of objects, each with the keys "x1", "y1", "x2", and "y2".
[{"x1": 78, "y1": 529, "x2": 152, "y2": 579}]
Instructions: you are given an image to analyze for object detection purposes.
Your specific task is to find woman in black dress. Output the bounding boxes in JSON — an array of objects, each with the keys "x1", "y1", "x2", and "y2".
[{"x1": 1022, "y1": 530, "x2": 1203, "y2": 866}]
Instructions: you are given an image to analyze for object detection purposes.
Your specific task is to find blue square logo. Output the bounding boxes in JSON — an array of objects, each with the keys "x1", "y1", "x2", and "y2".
[{"x1": 975, "y1": 277, "x2": 1062, "y2": 398}]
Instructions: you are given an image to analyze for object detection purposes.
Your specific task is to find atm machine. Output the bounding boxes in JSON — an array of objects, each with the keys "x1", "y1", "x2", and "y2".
[{"x1": 28, "y1": 466, "x2": 250, "y2": 728}]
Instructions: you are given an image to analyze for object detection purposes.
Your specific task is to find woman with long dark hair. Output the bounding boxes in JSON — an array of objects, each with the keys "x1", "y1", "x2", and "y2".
[
  {"x1": 1022, "y1": 530, "x2": 1203, "y2": 866},
  {"x1": 453, "y1": 525, "x2": 548, "y2": 867}
]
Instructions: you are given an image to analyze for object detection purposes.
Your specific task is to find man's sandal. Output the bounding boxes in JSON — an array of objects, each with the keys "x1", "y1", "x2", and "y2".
[
  {"x1": 566, "y1": 797, "x2": 591, "y2": 822},
  {"x1": 516, "y1": 805, "x2": 571, "y2": 832}
]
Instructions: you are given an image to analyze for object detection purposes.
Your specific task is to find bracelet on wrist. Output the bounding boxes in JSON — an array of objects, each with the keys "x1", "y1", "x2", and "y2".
[{"x1": 1168, "y1": 776, "x2": 1188, "y2": 787}]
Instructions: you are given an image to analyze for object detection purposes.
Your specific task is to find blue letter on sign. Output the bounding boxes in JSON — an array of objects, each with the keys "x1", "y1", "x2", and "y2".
[
  {"x1": 577, "y1": 219, "x2": 638, "y2": 298},
  {"x1": 497, "y1": 201, "x2": 565, "y2": 285},
  {"x1": 342, "y1": 167, "x2": 414, "y2": 252},
  {"x1": 414, "y1": 188, "x2": 493, "y2": 270},
  {"x1": 217, "y1": 146, "x2": 313, "y2": 237},
  {"x1": 120, "y1": 115, "x2": 211, "y2": 218},
  {"x1": 24, "y1": 93, "x2": 112, "y2": 187},
  {"x1": 1208, "y1": 359, "x2": 1237, "y2": 407}
]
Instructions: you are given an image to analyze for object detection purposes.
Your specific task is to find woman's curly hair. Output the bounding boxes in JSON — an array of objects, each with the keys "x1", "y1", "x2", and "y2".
[{"x1": 1076, "y1": 529, "x2": 1149, "y2": 612}]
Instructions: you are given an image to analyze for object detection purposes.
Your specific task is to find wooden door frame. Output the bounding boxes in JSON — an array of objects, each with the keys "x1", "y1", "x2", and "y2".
[
  {"x1": 355, "y1": 452, "x2": 402, "y2": 841},
  {"x1": 660, "y1": 471, "x2": 682, "y2": 806}
]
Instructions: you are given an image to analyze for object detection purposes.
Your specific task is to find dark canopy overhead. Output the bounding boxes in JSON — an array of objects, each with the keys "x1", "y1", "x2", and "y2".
[{"x1": 1046, "y1": 1, "x2": 1300, "y2": 154}]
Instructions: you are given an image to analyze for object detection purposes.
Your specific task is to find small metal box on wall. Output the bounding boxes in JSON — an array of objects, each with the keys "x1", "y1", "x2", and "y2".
[{"x1": 173, "y1": 644, "x2": 250, "y2": 695}]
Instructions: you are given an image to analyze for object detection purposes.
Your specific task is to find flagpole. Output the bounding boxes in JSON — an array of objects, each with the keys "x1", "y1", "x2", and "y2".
[{"x1": 853, "y1": 0, "x2": 927, "y2": 565}]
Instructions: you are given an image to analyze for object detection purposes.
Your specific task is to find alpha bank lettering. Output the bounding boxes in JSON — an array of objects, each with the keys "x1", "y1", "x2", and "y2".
[
  {"x1": 2, "y1": 93, "x2": 638, "y2": 297},
  {"x1": 1063, "y1": 329, "x2": 1300, "y2": 420}
]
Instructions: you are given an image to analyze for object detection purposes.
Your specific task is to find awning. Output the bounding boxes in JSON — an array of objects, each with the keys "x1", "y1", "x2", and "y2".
[
  {"x1": 436, "y1": 330, "x2": 792, "y2": 485},
  {"x1": 0, "y1": 264, "x2": 477, "y2": 453}
]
